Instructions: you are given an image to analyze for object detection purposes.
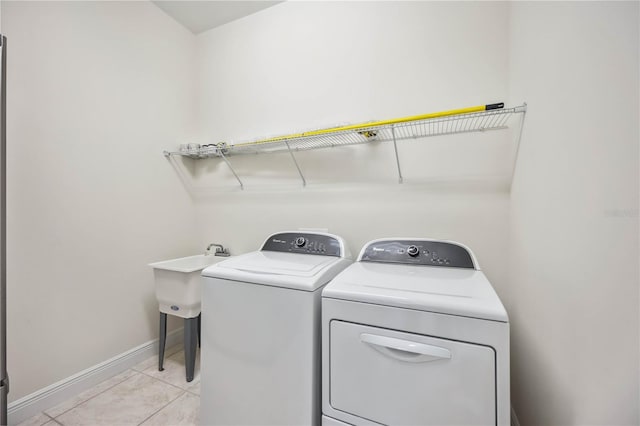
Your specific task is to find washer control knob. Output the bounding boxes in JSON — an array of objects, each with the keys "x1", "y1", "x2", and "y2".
[
  {"x1": 295, "y1": 237, "x2": 306, "y2": 248},
  {"x1": 407, "y1": 245, "x2": 419, "y2": 257}
]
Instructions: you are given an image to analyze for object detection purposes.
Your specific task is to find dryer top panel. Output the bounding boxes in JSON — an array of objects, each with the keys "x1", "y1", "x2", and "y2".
[
  {"x1": 322, "y1": 262, "x2": 507, "y2": 322},
  {"x1": 358, "y1": 239, "x2": 476, "y2": 269}
]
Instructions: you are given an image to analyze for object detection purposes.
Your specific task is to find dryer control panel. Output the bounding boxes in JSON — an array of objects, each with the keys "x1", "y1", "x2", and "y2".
[
  {"x1": 359, "y1": 239, "x2": 475, "y2": 269},
  {"x1": 261, "y1": 232, "x2": 343, "y2": 257}
]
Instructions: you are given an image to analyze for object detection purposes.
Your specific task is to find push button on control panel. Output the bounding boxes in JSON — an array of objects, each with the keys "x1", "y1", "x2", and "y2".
[{"x1": 295, "y1": 237, "x2": 306, "y2": 248}]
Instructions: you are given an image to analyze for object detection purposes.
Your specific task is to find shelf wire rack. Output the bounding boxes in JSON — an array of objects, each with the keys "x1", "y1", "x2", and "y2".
[{"x1": 164, "y1": 103, "x2": 527, "y2": 189}]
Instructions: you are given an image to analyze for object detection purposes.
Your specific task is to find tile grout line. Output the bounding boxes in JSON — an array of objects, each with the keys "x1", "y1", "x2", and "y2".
[
  {"x1": 184, "y1": 387, "x2": 200, "y2": 397},
  {"x1": 52, "y1": 370, "x2": 189, "y2": 426},
  {"x1": 23, "y1": 347, "x2": 188, "y2": 426},
  {"x1": 40, "y1": 412, "x2": 55, "y2": 425},
  {"x1": 46, "y1": 348, "x2": 195, "y2": 426},
  {"x1": 132, "y1": 356, "x2": 200, "y2": 426},
  {"x1": 49, "y1": 370, "x2": 140, "y2": 422},
  {"x1": 136, "y1": 368, "x2": 198, "y2": 394},
  {"x1": 135, "y1": 349, "x2": 200, "y2": 393},
  {"x1": 136, "y1": 390, "x2": 187, "y2": 426},
  {"x1": 18, "y1": 408, "x2": 54, "y2": 426},
  {"x1": 130, "y1": 346, "x2": 183, "y2": 374}
]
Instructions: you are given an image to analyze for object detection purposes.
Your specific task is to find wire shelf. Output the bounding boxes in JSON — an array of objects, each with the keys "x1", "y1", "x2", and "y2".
[
  {"x1": 163, "y1": 103, "x2": 527, "y2": 189},
  {"x1": 233, "y1": 105, "x2": 522, "y2": 155}
]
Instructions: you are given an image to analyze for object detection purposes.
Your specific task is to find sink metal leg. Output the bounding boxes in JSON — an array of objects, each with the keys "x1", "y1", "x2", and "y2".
[
  {"x1": 159, "y1": 312, "x2": 167, "y2": 371},
  {"x1": 184, "y1": 317, "x2": 198, "y2": 382},
  {"x1": 197, "y1": 313, "x2": 201, "y2": 348}
]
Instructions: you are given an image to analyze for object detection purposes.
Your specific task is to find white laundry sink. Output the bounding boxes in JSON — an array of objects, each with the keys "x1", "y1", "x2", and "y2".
[{"x1": 149, "y1": 254, "x2": 228, "y2": 318}]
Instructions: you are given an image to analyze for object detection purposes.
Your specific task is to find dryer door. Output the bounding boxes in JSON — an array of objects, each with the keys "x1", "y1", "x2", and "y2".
[{"x1": 329, "y1": 321, "x2": 496, "y2": 425}]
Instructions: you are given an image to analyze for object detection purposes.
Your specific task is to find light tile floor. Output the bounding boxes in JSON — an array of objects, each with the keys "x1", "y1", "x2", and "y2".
[{"x1": 18, "y1": 344, "x2": 200, "y2": 426}]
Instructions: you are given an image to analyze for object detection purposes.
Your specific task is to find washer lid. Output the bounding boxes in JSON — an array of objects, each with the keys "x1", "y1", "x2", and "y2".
[
  {"x1": 322, "y1": 262, "x2": 508, "y2": 322},
  {"x1": 202, "y1": 251, "x2": 352, "y2": 291}
]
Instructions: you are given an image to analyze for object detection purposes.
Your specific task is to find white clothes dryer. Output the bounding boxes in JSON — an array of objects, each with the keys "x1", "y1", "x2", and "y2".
[
  {"x1": 322, "y1": 238, "x2": 509, "y2": 426},
  {"x1": 201, "y1": 231, "x2": 352, "y2": 426}
]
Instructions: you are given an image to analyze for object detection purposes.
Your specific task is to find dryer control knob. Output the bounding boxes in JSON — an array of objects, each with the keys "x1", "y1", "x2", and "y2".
[
  {"x1": 407, "y1": 245, "x2": 419, "y2": 257},
  {"x1": 295, "y1": 237, "x2": 306, "y2": 248}
]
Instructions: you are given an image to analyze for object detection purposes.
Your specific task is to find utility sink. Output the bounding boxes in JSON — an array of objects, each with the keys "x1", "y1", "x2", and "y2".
[{"x1": 149, "y1": 254, "x2": 227, "y2": 319}]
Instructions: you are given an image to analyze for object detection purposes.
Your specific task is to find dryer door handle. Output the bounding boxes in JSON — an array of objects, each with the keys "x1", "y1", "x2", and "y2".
[{"x1": 360, "y1": 333, "x2": 452, "y2": 363}]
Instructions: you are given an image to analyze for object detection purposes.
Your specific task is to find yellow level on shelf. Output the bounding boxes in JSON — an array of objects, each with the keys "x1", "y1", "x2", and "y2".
[{"x1": 235, "y1": 103, "x2": 506, "y2": 147}]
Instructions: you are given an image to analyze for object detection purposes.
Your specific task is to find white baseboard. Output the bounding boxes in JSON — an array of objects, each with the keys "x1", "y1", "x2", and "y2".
[
  {"x1": 7, "y1": 328, "x2": 184, "y2": 425},
  {"x1": 511, "y1": 407, "x2": 521, "y2": 426}
]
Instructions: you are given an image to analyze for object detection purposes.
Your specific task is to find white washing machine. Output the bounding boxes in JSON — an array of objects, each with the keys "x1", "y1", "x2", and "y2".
[
  {"x1": 200, "y1": 231, "x2": 352, "y2": 426},
  {"x1": 322, "y1": 238, "x2": 509, "y2": 426}
]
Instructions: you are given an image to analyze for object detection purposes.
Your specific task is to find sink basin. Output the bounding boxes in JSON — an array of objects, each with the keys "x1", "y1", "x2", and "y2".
[{"x1": 149, "y1": 254, "x2": 228, "y2": 318}]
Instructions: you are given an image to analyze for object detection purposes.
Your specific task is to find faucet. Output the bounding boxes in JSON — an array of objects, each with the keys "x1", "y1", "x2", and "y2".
[{"x1": 206, "y1": 243, "x2": 230, "y2": 257}]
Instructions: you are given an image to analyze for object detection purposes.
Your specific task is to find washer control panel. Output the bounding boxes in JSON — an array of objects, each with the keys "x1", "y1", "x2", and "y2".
[
  {"x1": 360, "y1": 239, "x2": 475, "y2": 269},
  {"x1": 261, "y1": 232, "x2": 342, "y2": 257}
]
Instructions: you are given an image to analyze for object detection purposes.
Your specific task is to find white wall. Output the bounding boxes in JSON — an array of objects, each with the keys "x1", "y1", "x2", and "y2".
[
  {"x1": 192, "y1": 1, "x2": 514, "y2": 307},
  {"x1": 508, "y1": 2, "x2": 639, "y2": 425},
  {"x1": 3, "y1": 1, "x2": 199, "y2": 401},
  {"x1": 4, "y1": 2, "x2": 638, "y2": 424}
]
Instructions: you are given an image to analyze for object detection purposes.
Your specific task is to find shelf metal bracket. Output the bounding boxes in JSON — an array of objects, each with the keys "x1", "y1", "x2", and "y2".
[
  {"x1": 510, "y1": 102, "x2": 528, "y2": 182},
  {"x1": 285, "y1": 141, "x2": 306, "y2": 187},
  {"x1": 218, "y1": 152, "x2": 244, "y2": 190},
  {"x1": 391, "y1": 126, "x2": 404, "y2": 184},
  {"x1": 163, "y1": 151, "x2": 201, "y2": 197}
]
